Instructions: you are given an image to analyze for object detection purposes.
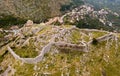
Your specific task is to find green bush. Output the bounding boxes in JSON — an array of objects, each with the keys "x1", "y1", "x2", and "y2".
[
  {"x1": 92, "y1": 38, "x2": 98, "y2": 45},
  {"x1": 60, "y1": 0, "x2": 84, "y2": 12},
  {"x1": 0, "y1": 14, "x2": 27, "y2": 29}
]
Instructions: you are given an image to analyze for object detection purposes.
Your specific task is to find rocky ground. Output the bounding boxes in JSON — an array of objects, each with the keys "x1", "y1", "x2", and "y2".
[{"x1": 0, "y1": 21, "x2": 120, "y2": 76}]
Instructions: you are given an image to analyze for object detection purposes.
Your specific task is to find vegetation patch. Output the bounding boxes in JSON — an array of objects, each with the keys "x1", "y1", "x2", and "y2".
[
  {"x1": 92, "y1": 38, "x2": 98, "y2": 45},
  {"x1": 0, "y1": 14, "x2": 27, "y2": 29},
  {"x1": 13, "y1": 46, "x2": 38, "y2": 58}
]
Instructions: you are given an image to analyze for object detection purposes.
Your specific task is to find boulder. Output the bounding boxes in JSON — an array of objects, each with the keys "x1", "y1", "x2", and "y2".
[
  {"x1": 24, "y1": 20, "x2": 34, "y2": 27},
  {"x1": 0, "y1": 28, "x2": 3, "y2": 32}
]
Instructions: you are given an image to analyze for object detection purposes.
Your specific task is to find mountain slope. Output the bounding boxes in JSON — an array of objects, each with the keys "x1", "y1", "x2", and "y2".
[
  {"x1": 0, "y1": 0, "x2": 84, "y2": 29},
  {"x1": 0, "y1": 0, "x2": 83, "y2": 26},
  {"x1": 84, "y1": 0, "x2": 120, "y2": 13},
  {"x1": 0, "y1": 0, "x2": 68, "y2": 20}
]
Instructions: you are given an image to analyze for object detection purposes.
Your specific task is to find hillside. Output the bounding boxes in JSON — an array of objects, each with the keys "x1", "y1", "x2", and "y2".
[
  {"x1": 0, "y1": 22, "x2": 120, "y2": 76},
  {"x1": 0, "y1": 0, "x2": 83, "y2": 28},
  {"x1": 84, "y1": 0, "x2": 120, "y2": 13},
  {"x1": 1, "y1": 1, "x2": 120, "y2": 32},
  {"x1": 0, "y1": 0, "x2": 69, "y2": 21},
  {"x1": 0, "y1": 1, "x2": 120, "y2": 76}
]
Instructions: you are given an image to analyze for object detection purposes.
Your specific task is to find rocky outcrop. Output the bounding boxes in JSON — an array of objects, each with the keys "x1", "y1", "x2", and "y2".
[
  {"x1": 43, "y1": 4, "x2": 120, "y2": 32},
  {"x1": 61, "y1": 5, "x2": 119, "y2": 26},
  {"x1": 24, "y1": 20, "x2": 34, "y2": 27}
]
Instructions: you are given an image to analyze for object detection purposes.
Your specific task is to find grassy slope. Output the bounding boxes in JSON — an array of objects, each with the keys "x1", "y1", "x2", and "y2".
[{"x1": 0, "y1": 25, "x2": 120, "y2": 76}]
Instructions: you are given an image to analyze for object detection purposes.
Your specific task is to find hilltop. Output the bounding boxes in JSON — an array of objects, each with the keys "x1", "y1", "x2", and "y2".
[
  {"x1": 0, "y1": 2, "x2": 120, "y2": 76},
  {"x1": 0, "y1": 21, "x2": 120, "y2": 75}
]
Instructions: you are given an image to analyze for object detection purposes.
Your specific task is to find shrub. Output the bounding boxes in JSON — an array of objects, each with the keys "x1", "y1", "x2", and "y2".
[
  {"x1": 92, "y1": 38, "x2": 98, "y2": 45},
  {"x1": 0, "y1": 14, "x2": 27, "y2": 29}
]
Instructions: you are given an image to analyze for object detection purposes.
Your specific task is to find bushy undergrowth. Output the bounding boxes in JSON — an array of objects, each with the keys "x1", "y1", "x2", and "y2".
[{"x1": 0, "y1": 14, "x2": 27, "y2": 29}]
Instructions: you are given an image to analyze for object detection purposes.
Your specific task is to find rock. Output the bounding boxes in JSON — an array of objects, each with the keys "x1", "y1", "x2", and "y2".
[
  {"x1": 0, "y1": 28, "x2": 3, "y2": 32},
  {"x1": 4, "y1": 34, "x2": 13, "y2": 40},
  {"x1": 10, "y1": 26, "x2": 19, "y2": 30},
  {"x1": 45, "y1": 17, "x2": 61, "y2": 25},
  {"x1": 24, "y1": 20, "x2": 33, "y2": 27},
  {"x1": 0, "y1": 66, "x2": 2, "y2": 71}
]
